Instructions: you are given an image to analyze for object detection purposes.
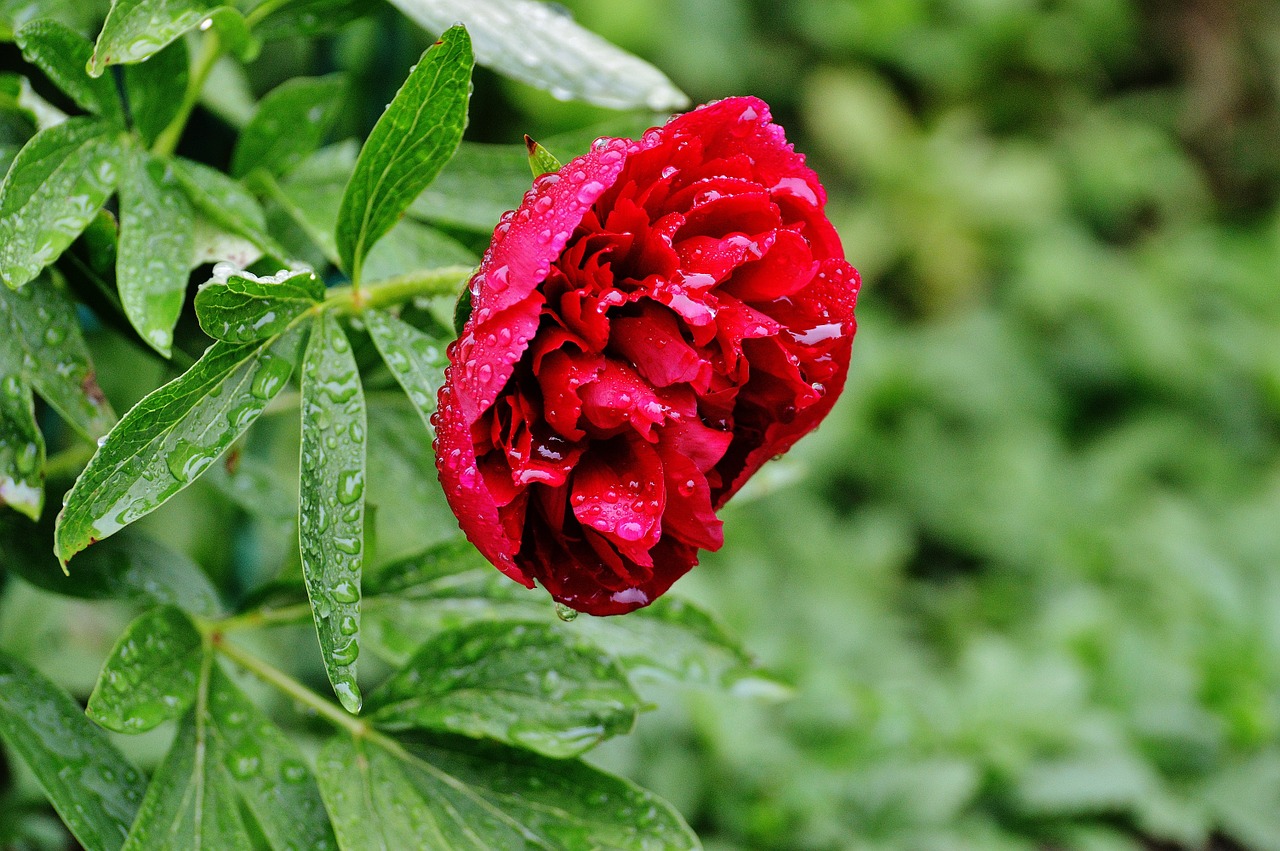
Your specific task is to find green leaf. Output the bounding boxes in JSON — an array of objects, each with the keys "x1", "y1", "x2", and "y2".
[
  {"x1": 89, "y1": 0, "x2": 218, "y2": 76},
  {"x1": 194, "y1": 267, "x2": 322, "y2": 343},
  {"x1": 247, "y1": 0, "x2": 378, "y2": 40},
  {"x1": 0, "y1": 0, "x2": 103, "y2": 40},
  {"x1": 409, "y1": 117, "x2": 661, "y2": 233},
  {"x1": 15, "y1": 20, "x2": 123, "y2": 123},
  {"x1": 170, "y1": 156, "x2": 288, "y2": 262},
  {"x1": 55, "y1": 326, "x2": 305, "y2": 564},
  {"x1": 408, "y1": 141, "x2": 526, "y2": 233},
  {"x1": 205, "y1": 7, "x2": 259, "y2": 62},
  {"x1": 364, "y1": 544, "x2": 773, "y2": 691},
  {"x1": 231, "y1": 75, "x2": 345, "y2": 180},
  {"x1": 123, "y1": 37, "x2": 189, "y2": 146},
  {"x1": 361, "y1": 217, "x2": 476, "y2": 284},
  {"x1": 524, "y1": 134, "x2": 561, "y2": 178},
  {"x1": 335, "y1": 25, "x2": 472, "y2": 283},
  {"x1": 0, "y1": 117, "x2": 121, "y2": 289},
  {"x1": 88, "y1": 605, "x2": 203, "y2": 733},
  {"x1": 0, "y1": 651, "x2": 146, "y2": 851},
  {"x1": 368, "y1": 620, "x2": 639, "y2": 758},
  {"x1": 117, "y1": 146, "x2": 196, "y2": 356},
  {"x1": 316, "y1": 734, "x2": 699, "y2": 850},
  {"x1": 0, "y1": 513, "x2": 221, "y2": 614},
  {"x1": 265, "y1": 142, "x2": 354, "y2": 267},
  {"x1": 385, "y1": 0, "x2": 688, "y2": 111},
  {"x1": 365, "y1": 308, "x2": 448, "y2": 431},
  {"x1": 206, "y1": 666, "x2": 338, "y2": 851},
  {"x1": 0, "y1": 359, "x2": 43, "y2": 519},
  {"x1": 121, "y1": 698, "x2": 253, "y2": 851},
  {"x1": 0, "y1": 274, "x2": 116, "y2": 440},
  {"x1": 299, "y1": 311, "x2": 366, "y2": 713},
  {"x1": 190, "y1": 215, "x2": 262, "y2": 268}
]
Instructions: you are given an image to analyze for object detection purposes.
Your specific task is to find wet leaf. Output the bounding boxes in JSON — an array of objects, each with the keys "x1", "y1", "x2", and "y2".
[
  {"x1": 0, "y1": 118, "x2": 121, "y2": 289},
  {"x1": 123, "y1": 37, "x2": 189, "y2": 146},
  {"x1": 194, "y1": 267, "x2": 322, "y2": 343},
  {"x1": 231, "y1": 75, "x2": 345, "y2": 180},
  {"x1": 15, "y1": 20, "x2": 123, "y2": 123},
  {"x1": 408, "y1": 140, "x2": 528, "y2": 233},
  {"x1": 365, "y1": 308, "x2": 449, "y2": 431},
  {"x1": 206, "y1": 666, "x2": 338, "y2": 851},
  {"x1": 299, "y1": 311, "x2": 366, "y2": 713},
  {"x1": 89, "y1": 0, "x2": 219, "y2": 76},
  {"x1": 88, "y1": 606, "x2": 203, "y2": 734},
  {"x1": 267, "y1": 142, "x2": 353, "y2": 266},
  {"x1": 368, "y1": 620, "x2": 639, "y2": 758},
  {"x1": 316, "y1": 734, "x2": 699, "y2": 850},
  {"x1": 0, "y1": 333, "x2": 42, "y2": 519},
  {"x1": 0, "y1": 0, "x2": 102, "y2": 40},
  {"x1": 55, "y1": 326, "x2": 305, "y2": 564},
  {"x1": 408, "y1": 118, "x2": 659, "y2": 233},
  {"x1": 364, "y1": 544, "x2": 775, "y2": 691},
  {"x1": 0, "y1": 514, "x2": 220, "y2": 614},
  {"x1": 117, "y1": 146, "x2": 196, "y2": 356},
  {"x1": 386, "y1": 0, "x2": 688, "y2": 111},
  {"x1": 0, "y1": 274, "x2": 116, "y2": 440},
  {"x1": 335, "y1": 25, "x2": 471, "y2": 283},
  {"x1": 0, "y1": 651, "x2": 146, "y2": 851},
  {"x1": 247, "y1": 0, "x2": 378, "y2": 41},
  {"x1": 170, "y1": 156, "x2": 288, "y2": 262},
  {"x1": 361, "y1": 217, "x2": 476, "y2": 283},
  {"x1": 121, "y1": 698, "x2": 253, "y2": 851}
]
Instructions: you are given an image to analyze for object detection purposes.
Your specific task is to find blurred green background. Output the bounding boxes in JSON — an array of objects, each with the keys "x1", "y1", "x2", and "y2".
[
  {"x1": 526, "y1": 1, "x2": 1280, "y2": 849},
  {"x1": 5, "y1": 0, "x2": 1280, "y2": 848}
]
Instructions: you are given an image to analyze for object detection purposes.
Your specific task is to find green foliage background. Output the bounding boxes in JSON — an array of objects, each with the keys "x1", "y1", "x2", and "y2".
[
  {"x1": 1, "y1": 0, "x2": 1279, "y2": 849},
  {"x1": 468, "y1": 0, "x2": 1280, "y2": 848},
  {"x1": 551, "y1": 1, "x2": 1280, "y2": 849}
]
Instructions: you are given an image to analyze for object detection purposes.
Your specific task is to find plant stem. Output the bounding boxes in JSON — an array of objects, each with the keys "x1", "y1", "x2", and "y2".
[
  {"x1": 216, "y1": 602, "x2": 314, "y2": 632},
  {"x1": 325, "y1": 265, "x2": 473, "y2": 313},
  {"x1": 151, "y1": 31, "x2": 223, "y2": 158},
  {"x1": 213, "y1": 635, "x2": 370, "y2": 737},
  {"x1": 243, "y1": 0, "x2": 293, "y2": 29}
]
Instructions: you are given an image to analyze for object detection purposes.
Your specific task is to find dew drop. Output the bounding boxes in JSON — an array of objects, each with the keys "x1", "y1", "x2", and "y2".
[
  {"x1": 554, "y1": 602, "x2": 579, "y2": 622},
  {"x1": 331, "y1": 641, "x2": 359, "y2": 665},
  {"x1": 336, "y1": 470, "x2": 364, "y2": 505},
  {"x1": 617, "y1": 521, "x2": 644, "y2": 541},
  {"x1": 333, "y1": 677, "x2": 362, "y2": 713}
]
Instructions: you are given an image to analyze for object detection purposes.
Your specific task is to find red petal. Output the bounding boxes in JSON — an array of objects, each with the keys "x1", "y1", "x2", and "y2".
[
  {"x1": 570, "y1": 437, "x2": 667, "y2": 565},
  {"x1": 578, "y1": 358, "x2": 670, "y2": 438},
  {"x1": 722, "y1": 228, "x2": 817, "y2": 303},
  {"x1": 610, "y1": 302, "x2": 711, "y2": 389}
]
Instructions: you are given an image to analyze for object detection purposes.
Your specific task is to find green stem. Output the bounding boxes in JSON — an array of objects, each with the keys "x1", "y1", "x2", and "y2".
[
  {"x1": 151, "y1": 31, "x2": 223, "y2": 158},
  {"x1": 214, "y1": 636, "x2": 369, "y2": 737},
  {"x1": 215, "y1": 602, "x2": 313, "y2": 632},
  {"x1": 243, "y1": 0, "x2": 293, "y2": 29},
  {"x1": 325, "y1": 265, "x2": 473, "y2": 313}
]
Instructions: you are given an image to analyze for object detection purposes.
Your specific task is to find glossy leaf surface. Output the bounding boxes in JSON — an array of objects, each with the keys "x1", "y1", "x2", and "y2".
[
  {"x1": 55, "y1": 327, "x2": 304, "y2": 563},
  {"x1": 299, "y1": 311, "x2": 367, "y2": 712},
  {"x1": 0, "y1": 651, "x2": 145, "y2": 851},
  {"x1": 335, "y1": 25, "x2": 471, "y2": 282}
]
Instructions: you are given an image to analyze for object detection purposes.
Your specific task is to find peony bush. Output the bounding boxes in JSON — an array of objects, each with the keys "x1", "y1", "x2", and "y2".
[{"x1": 0, "y1": 1, "x2": 857, "y2": 848}]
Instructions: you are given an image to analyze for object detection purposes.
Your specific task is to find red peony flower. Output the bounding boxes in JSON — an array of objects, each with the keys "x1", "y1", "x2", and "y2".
[{"x1": 432, "y1": 97, "x2": 860, "y2": 615}]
